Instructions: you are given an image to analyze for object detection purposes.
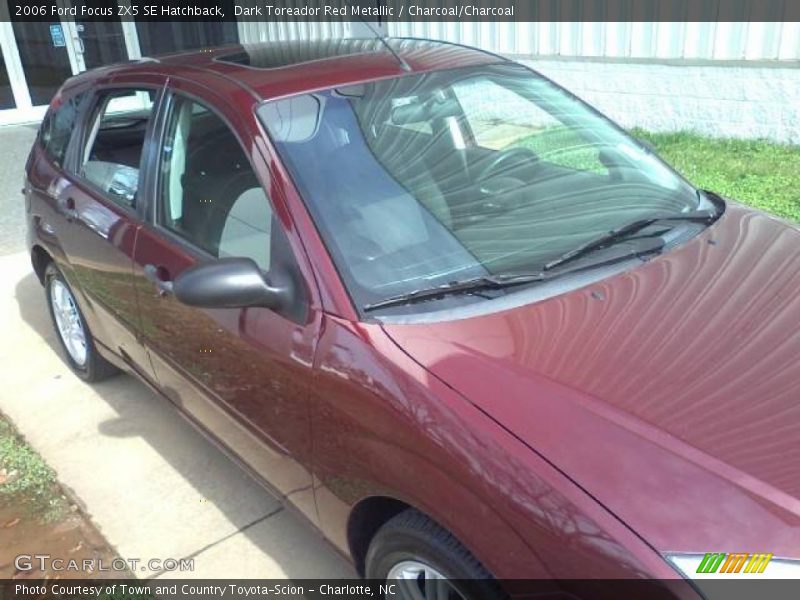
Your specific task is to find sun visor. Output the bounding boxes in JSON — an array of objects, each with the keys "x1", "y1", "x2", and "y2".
[{"x1": 258, "y1": 94, "x2": 325, "y2": 143}]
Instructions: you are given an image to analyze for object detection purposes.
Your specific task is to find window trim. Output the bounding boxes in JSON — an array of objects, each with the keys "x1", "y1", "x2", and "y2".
[
  {"x1": 39, "y1": 88, "x2": 91, "y2": 174},
  {"x1": 148, "y1": 87, "x2": 276, "y2": 266},
  {"x1": 68, "y1": 83, "x2": 165, "y2": 221},
  {"x1": 145, "y1": 86, "x2": 310, "y2": 323}
]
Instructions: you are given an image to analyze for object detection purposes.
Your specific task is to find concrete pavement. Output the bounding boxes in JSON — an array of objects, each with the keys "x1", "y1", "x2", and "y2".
[
  {"x1": 0, "y1": 122, "x2": 355, "y2": 579},
  {"x1": 0, "y1": 125, "x2": 36, "y2": 256},
  {"x1": 0, "y1": 251, "x2": 355, "y2": 579}
]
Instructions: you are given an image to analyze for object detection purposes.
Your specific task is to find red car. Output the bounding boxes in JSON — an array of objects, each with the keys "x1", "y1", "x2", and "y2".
[{"x1": 25, "y1": 38, "x2": 800, "y2": 597}]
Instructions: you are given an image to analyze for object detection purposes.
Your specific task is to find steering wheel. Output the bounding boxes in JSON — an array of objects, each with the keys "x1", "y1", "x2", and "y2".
[{"x1": 476, "y1": 147, "x2": 539, "y2": 183}]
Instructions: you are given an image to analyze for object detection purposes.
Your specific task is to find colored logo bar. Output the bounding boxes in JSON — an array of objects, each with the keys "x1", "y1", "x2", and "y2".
[{"x1": 696, "y1": 553, "x2": 773, "y2": 574}]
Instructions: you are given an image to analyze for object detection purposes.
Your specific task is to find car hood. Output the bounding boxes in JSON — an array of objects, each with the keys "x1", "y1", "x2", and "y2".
[{"x1": 382, "y1": 203, "x2": 800, "y2": 557}]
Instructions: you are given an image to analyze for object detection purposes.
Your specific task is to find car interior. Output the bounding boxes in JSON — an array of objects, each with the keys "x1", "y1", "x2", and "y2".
[
  {"x1": 75, "y1": 75, "x2": 692, "y2": 309},
  {"x1": 81, "y1": 91, "x2": 155, "y2": 206},
  {"x1": 78, "y1": 91, "x2": 275, "y2": 272},
  {"x1": 265, "y1": 75, "x2": 692, "y2": 304},
  {"x1": 158, "y1": 99, "x2": 273, "y2": 271}
]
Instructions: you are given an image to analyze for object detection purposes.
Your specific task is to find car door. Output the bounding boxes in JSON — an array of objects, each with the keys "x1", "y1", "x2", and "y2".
[
  {"x1": 131, "y1": 78, "x2": 321, "y2": 523},
  {"x1": 47, "y1": 77, "x2": 165, "y2": 378}
]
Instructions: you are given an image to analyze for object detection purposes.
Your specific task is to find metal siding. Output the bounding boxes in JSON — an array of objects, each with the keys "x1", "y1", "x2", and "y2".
[
  {"x1": 234, "y1": 19, "x2": 799, "y2": 62},
  {"x1": 237, "y1": 21, "x2": 350, "y2": 44},
  {"x1": 383, "y1": 21, "x2": 799, "y2": 61}
]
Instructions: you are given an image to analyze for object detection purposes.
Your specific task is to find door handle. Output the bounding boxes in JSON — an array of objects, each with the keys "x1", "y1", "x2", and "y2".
[
  {"x1": 143, "y1": 264, "x2": 174, "y2": 297},
  {"x1": 61, "y1": 197, "x2": 77, "y2": 221}
]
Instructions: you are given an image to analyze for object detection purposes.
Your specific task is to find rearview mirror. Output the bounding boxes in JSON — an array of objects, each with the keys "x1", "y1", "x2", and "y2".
[
  {"x1": 391, "y1": 98, "x2": 462, "y2": 126},
  {"x1": 173, "y1": 257, "x2": 292, "y2": 311},
  {"x1": 636, "y1": 136, "x2": 657, "y2": 153}
]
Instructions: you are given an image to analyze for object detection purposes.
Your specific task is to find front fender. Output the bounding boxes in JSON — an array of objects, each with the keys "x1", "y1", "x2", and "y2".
[{"x1": 310, "y1": 316, "x2": 671, "y2": 581}]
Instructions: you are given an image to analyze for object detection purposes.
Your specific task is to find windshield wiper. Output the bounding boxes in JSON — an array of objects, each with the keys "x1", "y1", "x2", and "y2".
[
  {"x1": 543, "y1": 209, "x2": 717, "y2": 272},
  {"x1": 364, "y1": 237, "x2": 661, "y2": 313},
  {"x1": 364, "y1": 209, "x2": 717, "y2": 313},
  {"x1": 363, "y1": 272, "x2": 546, "y2": 312}
]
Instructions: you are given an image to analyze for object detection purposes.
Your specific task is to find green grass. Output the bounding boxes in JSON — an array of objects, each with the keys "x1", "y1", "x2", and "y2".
[
  {"x1": 511, "y1": 125, "x2": 608, "y2": 173},
  {"x1": 0, "y1": 417, "x2": 68, "y2": 522},
  {"x1": 512, "y1": 126, "x2": 800, "y2": 222},
  {"x1": 632, "y1": 129, "x2": 800, "y2": 222}
]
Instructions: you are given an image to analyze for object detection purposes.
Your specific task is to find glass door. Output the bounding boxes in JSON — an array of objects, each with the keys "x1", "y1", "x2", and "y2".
[
  {"x1": 68, "y1": 0, "x2": 130, "y2": 71},
  {"x1": 9, "y1": 18, "x2": 75, "y2": 106},
  {"x1": 0, "y1": 0, "x2": 139, "y2": 124},
  {"x1": 0, "y1": 46, "x2": 15, "y2": 110}
]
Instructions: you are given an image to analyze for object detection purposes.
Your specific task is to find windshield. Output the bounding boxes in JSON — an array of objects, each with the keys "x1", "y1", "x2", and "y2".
[{"x1": 260, "y1": 63, "x2": 700, "y2": 314}]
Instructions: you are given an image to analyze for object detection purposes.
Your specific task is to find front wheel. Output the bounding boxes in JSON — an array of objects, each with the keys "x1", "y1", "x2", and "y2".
[
  {"x1": 45, "y1": 263, "x2": 118, "y2": 382},
  {"x1": 365, "y1": 509, "x2": 505, "y2": 600}
]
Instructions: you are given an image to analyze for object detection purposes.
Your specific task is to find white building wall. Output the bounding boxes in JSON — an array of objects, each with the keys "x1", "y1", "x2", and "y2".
[
  {"x1": 525, "y1": 59, "x2": 800, "y2": 144},
  {"x1": 385, "y1": 21, "x2": 800, "y2": 144},
  {"x1": 236, "y1": 20, "x2": 799, "y2": 143},
  {"x1": 237, "y1": 21, "x2": 352, "y2": 43},
  {"x1": 388, "y1": 22, "x2": 800, "y2": 61}
]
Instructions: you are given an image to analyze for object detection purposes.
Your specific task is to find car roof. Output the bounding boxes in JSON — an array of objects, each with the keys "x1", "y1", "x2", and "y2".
[{"x1": 66, "y1": 37, "x2": 507, "y2": 103}]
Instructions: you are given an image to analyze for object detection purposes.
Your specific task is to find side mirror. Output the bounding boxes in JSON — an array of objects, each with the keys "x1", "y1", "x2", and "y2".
[{"x1": 173, "y1": 257, "x2": 292, "y2": 311}]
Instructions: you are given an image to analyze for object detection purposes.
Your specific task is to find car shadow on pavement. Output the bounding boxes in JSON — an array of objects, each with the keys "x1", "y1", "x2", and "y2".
[{"x1": 13, "y1": 269, "x2": 355, "y2": 579}]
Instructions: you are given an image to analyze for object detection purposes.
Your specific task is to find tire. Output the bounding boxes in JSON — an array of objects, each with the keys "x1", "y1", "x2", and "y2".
[
  {"x1": 44, "y1": 263, "x2": 118, "y2": 382},
  {"x1": 365, "y1": 509, "x2": 505, "y2": 600}
]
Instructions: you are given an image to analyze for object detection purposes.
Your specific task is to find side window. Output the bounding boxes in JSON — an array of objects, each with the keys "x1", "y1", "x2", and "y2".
[
  {"x1": 40, "y1": 91, "x2": 85, "y2": 167},
  {"x1": 158, "y1": 96, "x2": 273, "y2": 271},
  {"x1": 452, "y1": 77, "x2": 607, "y2": 174},
  {"x1": 79, "y1": 89, "x2": 156, "y2": 209}
]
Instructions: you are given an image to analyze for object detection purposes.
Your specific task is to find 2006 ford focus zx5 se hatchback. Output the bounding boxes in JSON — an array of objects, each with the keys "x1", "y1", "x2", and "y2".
[{"x1": 25, "y1": 38, "x2": 800, "y2": 598}]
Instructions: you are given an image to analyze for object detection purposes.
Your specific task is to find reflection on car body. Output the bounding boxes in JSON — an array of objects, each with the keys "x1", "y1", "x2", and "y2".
[{"x1": 24, "y1": 38, "x2": 800, "y2": 598}]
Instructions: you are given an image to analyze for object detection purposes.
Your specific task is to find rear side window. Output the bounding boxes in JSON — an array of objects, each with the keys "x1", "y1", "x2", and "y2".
[
  {"x1": 78, "y1": 89, "x2": 156, "y2": 209},
  {"x1": 39, "y1": 92, "x2": 85, "y2": 168}
]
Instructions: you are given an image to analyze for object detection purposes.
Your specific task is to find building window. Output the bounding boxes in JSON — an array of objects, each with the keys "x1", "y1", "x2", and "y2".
[{"x1": 135, "y1": 22, "x2": 239, "y2": 56}]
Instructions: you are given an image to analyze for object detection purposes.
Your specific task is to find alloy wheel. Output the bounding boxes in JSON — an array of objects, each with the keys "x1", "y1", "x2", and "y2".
[
  {"x1": 387, "y1": 560, "x2": 465, "y2": 600},
  {"x1": 50, "y1": 279, "x2": 88, "y2": 367}
]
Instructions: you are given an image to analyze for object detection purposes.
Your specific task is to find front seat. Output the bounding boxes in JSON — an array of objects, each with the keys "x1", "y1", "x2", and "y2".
[{"x1": 218, "y1": 186, "x2": 272, "y2": 270}]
